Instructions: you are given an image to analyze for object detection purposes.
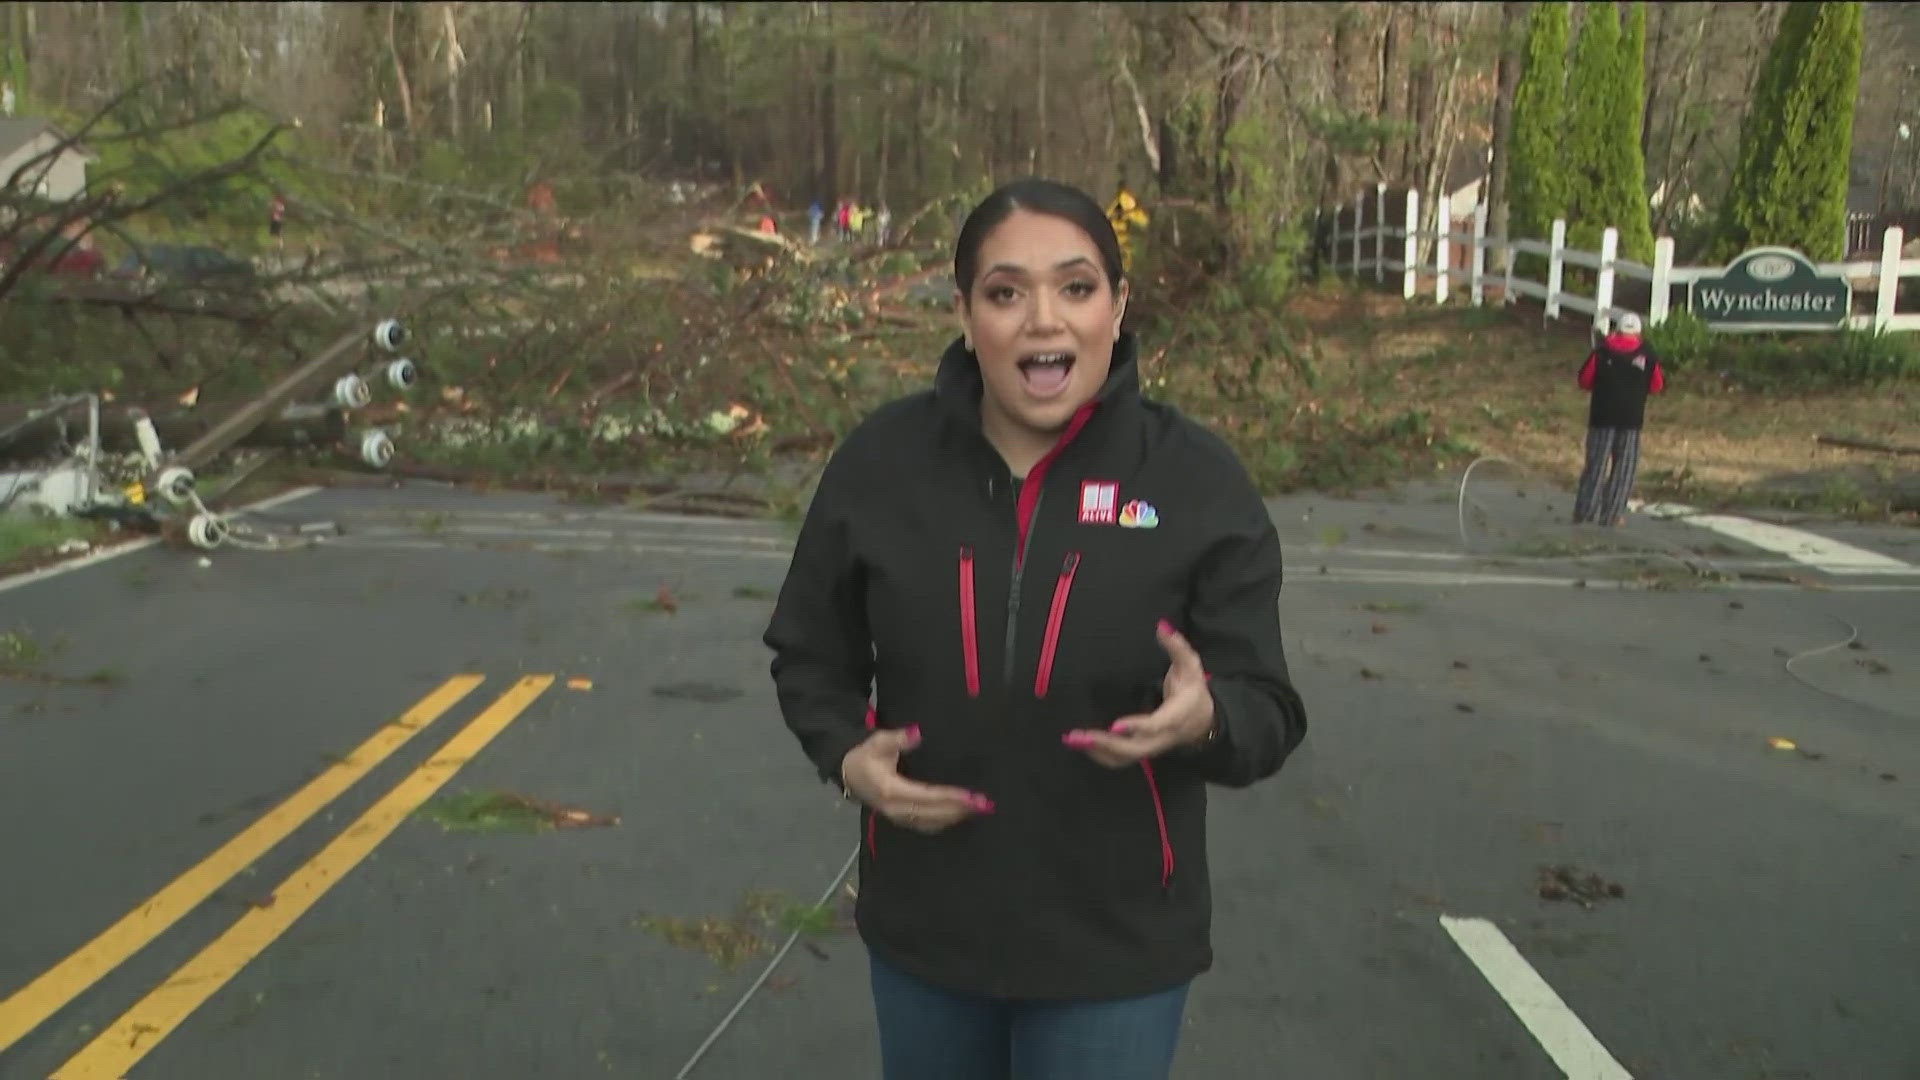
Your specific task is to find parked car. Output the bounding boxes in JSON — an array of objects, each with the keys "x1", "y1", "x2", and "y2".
[
  {"x1": 115, "y1": 244, "x2": 257, "y2": 284},
  {"x1": 0, "y1": 234, "x2": 105, "y2": 278}
]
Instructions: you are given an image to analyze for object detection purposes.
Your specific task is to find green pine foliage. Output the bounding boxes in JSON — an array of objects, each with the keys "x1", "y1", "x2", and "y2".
[
  {"x1": 1, "y1": 4, "x2": 28, "y2": 114},
  {"x1": 1616, "y1": 3, "x2": 1656, "y2": 262},
  {"x1": 1563, "y1": 2, "x2": 1654, "y2": 264},
  {"x1": 1715, "y1": 1, "x2": 1864, "y2": 261},
  {"x1": 1563, "y1": 2, "x2": 1621, "y2": 256},
  {"x1": 1506, "y1": 1, "x2": 1570, "y2": 254}
]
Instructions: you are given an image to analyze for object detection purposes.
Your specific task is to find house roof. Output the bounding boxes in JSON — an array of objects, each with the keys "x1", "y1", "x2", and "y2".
[{"x1": 0, "y1": 118, "x2": 97, "y2": 162}]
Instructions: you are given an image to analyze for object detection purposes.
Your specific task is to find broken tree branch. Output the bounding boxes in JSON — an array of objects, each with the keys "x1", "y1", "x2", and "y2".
[{"x1": 1816, "y1": 434, "x2": 1920, "y2": 457}]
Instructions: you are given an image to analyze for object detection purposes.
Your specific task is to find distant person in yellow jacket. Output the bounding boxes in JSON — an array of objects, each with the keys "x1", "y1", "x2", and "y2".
[{"x1": 1107, "y1": 180, "x2": 1150, "y2": 273}]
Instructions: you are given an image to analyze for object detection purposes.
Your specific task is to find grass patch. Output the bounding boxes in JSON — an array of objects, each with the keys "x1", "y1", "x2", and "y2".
[
  {"x1": 634, "y1": 890, "x2": 851, "y2": 972},
  {"x1": 0, "y1": 626, "x2": 122, "y2": 687},
  {"x1": 419, "y1": 791, "x2": 556, "y2": 834},
  {"x1": 0, "y1": 628, "x2": 47, "y2": 666},
  {"x1": 0, "y1": 512, "x2": 102, "y2": 567},
  {"x1": 1359, "y1": 600, "x2": 1425, "y2": 614}
]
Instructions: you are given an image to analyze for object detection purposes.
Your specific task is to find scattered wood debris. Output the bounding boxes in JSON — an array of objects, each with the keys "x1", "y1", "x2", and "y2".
[{"x1": 1536, "y1": 865, "x2": 1626, "y2": 908}]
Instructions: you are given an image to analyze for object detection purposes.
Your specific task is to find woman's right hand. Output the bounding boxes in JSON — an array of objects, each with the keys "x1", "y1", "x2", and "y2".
[{"x1": 841, "y1": 726, "x2": 994, "y2": 834}]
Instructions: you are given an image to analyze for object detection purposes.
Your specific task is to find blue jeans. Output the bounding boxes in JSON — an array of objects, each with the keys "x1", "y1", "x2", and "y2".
[{"x1": 868, "y1": 951, "x2": 1190, "y2": 1080}]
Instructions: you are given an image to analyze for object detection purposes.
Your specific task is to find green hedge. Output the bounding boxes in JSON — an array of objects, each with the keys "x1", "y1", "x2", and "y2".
[{"x1": 1645, "y1": 309, "x2": 1917, "y2": 388}]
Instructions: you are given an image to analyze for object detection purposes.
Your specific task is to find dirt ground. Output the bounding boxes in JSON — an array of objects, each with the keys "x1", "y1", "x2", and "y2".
[{"x1": 1284, "y1": 287, "x2": 1920, "y2": 517}]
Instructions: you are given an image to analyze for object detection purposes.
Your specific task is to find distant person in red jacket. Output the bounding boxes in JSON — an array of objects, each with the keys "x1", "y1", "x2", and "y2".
[{"x1": 1573, "y1": 311, "x2": 1665, "y2": 527}]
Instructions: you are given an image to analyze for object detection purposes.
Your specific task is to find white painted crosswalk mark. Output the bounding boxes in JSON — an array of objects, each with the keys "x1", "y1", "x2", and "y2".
[
  {"x1": 1440, "y1": 915, "x2": 1634, "y2": 1080},
  {"x1": 1635, "y1": 502, "x2": 1913, "y2": 575}
]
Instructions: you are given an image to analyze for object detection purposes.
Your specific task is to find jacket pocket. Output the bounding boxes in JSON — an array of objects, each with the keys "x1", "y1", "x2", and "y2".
[
  {"x1": 1138, "y1": 762, "x2": 1175, "y2": 888},
  {"x1": 1033, "y1": 552, "x2": 1081, "y2": 698}
]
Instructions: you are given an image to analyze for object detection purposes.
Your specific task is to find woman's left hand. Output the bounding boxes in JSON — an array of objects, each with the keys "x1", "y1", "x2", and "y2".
[{"x1": 1063, "y1": 620, "x2": 1215, "y2": 768}]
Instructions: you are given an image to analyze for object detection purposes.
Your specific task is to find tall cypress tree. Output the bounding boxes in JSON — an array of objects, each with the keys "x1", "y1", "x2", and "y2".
[
  {"x1": 1563, "y1": 2, "x2": 1619, "y2": 257},
  {"x1": 1716, "y1": 1, "x2": 1864, "y2": 261},
  {"x1": 1506, "y1": 1, "x2": 1570, "y2": 274},
  {"x1": 1, "y1": 4, "x2": 28, "y2": 115},
  {"x1": 1615, "y1": 2, "x2": 1655, "y2": 261},
  {"x1": 1564, "y1": 2, "x2": 1653, "y2": 262}
]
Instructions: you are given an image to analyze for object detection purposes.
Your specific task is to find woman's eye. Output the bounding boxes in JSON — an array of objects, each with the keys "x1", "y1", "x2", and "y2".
[
  {"x1": 986, "y1": 285, "x2": 1018, "y2": 303},
  {"x1": 1064, "y1": 281, "x2": 1096, "y2": 298}
]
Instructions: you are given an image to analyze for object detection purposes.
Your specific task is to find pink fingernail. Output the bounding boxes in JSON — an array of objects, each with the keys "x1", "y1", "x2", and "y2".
[
  {"x1": 1157, "y1": 619, "x2": 1174, "y2": 635},
  {"x1": 1109, "y1": 721, "x2": 1130, "y2": 734},
  {"x1": 971, "y1": 796, "x2": 996, "y2": 814},
  {"x1": 1062, "y1": 731, "x2": 1089, "y2": 747},
  {"x1": 906, "y1": 725, "x2": 922, "y2": 741}
]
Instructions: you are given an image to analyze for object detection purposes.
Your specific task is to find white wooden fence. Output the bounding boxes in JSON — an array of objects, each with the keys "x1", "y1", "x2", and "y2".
[{"x1": 1327, "y1": 181, "x2": 1920, "y2": 334}]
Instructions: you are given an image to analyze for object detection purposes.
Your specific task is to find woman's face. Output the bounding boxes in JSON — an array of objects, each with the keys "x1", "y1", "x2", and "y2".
[{"x1": 957, "y1": 209, "x2": 1128, "y2": 442}]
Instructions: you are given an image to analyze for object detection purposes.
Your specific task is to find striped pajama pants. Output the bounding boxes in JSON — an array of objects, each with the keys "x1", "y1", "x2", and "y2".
[{"x1": 1573, "y1": 426, "x2": 1641, "y2": 525}]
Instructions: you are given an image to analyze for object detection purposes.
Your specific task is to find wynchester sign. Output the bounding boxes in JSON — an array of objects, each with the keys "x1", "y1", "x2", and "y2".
[{"x1": 1688, "y1": 247, "x2": 1852, "y2": 329}]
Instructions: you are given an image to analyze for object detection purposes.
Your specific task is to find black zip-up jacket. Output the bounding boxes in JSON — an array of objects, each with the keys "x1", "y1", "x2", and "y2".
[
  {"x1": 1579, "y1": 334, "x2": 1665, "y2": 430},
  {"x1": 764, "y1": 333, "x2": 1307, "y2": 1001}
]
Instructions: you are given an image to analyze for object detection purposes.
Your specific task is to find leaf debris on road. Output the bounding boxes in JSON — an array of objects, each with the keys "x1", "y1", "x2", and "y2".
[
  {"x1": 421, "y1": 790, "x2": 620, "y2": 833},
  {"x1": 1536, "y1": 864, "x2": 1626, "y2": 908}
]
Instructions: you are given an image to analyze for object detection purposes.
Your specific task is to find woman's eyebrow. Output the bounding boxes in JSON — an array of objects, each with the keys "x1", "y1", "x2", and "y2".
[{"x1": 983, "y1": 256, "x2": 1097, "y2": 277}]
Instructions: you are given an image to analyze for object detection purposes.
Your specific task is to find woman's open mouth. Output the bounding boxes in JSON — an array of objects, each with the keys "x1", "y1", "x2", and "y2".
[{"x1": 1017, "y1": 352, "x2": 1075, "y2": 398}]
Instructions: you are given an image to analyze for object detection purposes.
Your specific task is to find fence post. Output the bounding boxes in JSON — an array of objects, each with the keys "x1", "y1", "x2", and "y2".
[
  {"x1": 1502, "y1": 230, "x2": 1516, "y2": 307},
  {"x1": 1403, "y1": 189, "x2": 1419, "y2": 300},
  {"x1": 1545, "y1": 218, "x2": 1566, "y2": 319},
  {"x1": 1594, "y1": 226, "x2": 1618, "y2": 333},
  {"x1": 1650, "y1": 237, "x2": 1673, "y2": 326},
  {"x1": 1470, "y1": 201, "x2": 1488, "y2": 307},
  {"x1": 1434, "y1": 199, "x2": 1451, "y2": 305},
  {"x1": 1875, "y1": 226, "x2": 1904, "y2": 332},
  {"x1": 1351, "y1": 190, "x2": 1363, "y2": 275},
  {"x1": 1374, "y1": 182, "x2": 1386, "y2": 283}
]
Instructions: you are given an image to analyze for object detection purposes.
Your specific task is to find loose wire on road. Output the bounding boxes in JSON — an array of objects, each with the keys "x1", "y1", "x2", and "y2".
[
  {"x1": 1459, "y1": 458, "x2": 1913, "y2": 723},
  {"x1": 1784, "y1": 615, "x2": 1860, "y2": 700},
  {"x1": 674, "y1": 844, "x2": 861, "y2": 1080},
  {"x1": 1454, "y1": 455, "x2": 1721, "y2": 579},
  {"x1": 1780, "y1": 614, "x2": 1913, "y2": 721}
]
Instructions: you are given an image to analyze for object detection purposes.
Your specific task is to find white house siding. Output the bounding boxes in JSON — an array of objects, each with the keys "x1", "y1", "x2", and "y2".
[{"x1": 0, "y1": 131, "x2": 90, "y2": 200}]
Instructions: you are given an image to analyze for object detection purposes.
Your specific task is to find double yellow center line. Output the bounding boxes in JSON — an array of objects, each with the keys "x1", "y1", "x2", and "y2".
[{"x1": 0, "y1": 673, "x2": 554, "y2": 1079}]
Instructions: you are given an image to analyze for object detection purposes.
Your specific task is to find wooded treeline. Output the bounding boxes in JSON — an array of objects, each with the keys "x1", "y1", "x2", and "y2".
[{"x1": 2, "y1": 2, "x2": 1917, "y2": 276}]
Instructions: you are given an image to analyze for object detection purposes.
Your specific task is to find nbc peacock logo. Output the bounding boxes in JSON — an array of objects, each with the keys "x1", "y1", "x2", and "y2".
[{"x1": 1118, "y1": 500, "x2": 1159, "y2": 529}]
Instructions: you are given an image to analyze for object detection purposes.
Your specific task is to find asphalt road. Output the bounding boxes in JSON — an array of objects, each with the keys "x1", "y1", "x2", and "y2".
[{"x1": 1, "y1": 478, "x2": 1915, "y2": 1080}]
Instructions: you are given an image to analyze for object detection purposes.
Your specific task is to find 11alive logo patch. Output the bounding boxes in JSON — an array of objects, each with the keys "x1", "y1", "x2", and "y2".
[{"x1": 1079, "y1": 481, "x2": 1158, "y2": 529}]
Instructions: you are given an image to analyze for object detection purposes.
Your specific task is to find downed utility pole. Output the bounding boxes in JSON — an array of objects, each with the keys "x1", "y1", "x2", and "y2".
[
  {"x1": 141, "y1": 298, "x2": 425, "y2": 511},
  {"x1": 0, "y1": 401, "x2": 352, "y2": 459},
  {"x1": 1, "y1": 300, "x2": 426, "y2": 551}
]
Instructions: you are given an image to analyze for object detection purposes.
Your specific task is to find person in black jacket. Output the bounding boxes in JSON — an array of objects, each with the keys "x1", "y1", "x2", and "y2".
[
  {"x1": 763, "y1": 177, "x2": 1308, "y2": 1080},
  {"x1": 1572, "y1": 311, "x2": 1666, "y2": 527}
]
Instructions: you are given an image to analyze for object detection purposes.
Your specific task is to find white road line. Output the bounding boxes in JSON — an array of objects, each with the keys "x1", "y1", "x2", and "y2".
[
  {"x1": 1635, "y1": 502, "x2": 1913, "y2": 575},
  {"x1": 331, "y1": 508, "x2": 778, "y2": 528},
  {"x1": 0, "y1": 486, "x2": 320, "y2": 596},
  {"x1": 327, "y1": 536, "x2": 794, "y2": 561},
  {"x1": 1440, "y1": 915, "x2": 1633, "y2": 1080},
  {"x1": 341, "y1": 523, "x2": 793, "y2": 547}
]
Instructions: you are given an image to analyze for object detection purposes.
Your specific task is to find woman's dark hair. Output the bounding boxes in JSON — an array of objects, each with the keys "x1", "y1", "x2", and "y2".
[{"x1": 953, "y1": 177, "x2": 1125, "y2": 300}]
